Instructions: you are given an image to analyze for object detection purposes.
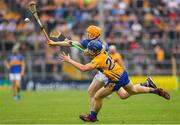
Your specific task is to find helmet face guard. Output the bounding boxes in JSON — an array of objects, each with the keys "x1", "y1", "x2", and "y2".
[
  {"x1": 86, "y1": 49, "x2": 97, "y2": 56},
  {"x1": 88, "y1": 46, "x2": 100, "y2": 53}
]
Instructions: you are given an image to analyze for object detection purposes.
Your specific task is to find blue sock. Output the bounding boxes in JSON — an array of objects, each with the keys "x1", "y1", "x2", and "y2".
[
  {"x1": 150, "y1": 89, "x2": 157, "y2": 94},
  {"x1": 140, "y1": 82, "x2": 147, "y2": 87},
  {"x1": 90, "y1": 111, "x2": 97, "y2": 119}
]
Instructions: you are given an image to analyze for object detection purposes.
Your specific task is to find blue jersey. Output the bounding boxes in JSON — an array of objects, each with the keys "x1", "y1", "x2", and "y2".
[
  {"x1": 80, "y1": 39, "x2": 109, "y2": 51},
  {"x1": 7, "y1": 54, "x2": 24, "y2": 73}
]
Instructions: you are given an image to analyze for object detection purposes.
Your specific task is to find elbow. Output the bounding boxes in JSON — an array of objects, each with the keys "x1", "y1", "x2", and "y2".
[
  {"x1": 80, "y1": 69, "x2": 87, "y2": 72},
  {"x1": 80, "y1": 68, "x2": 88, "y2": 72}
]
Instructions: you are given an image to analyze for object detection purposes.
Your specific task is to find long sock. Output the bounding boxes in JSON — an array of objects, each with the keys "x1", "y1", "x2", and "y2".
[
  {"x1": 17, "y1": 87, "x2": 20, "y2": 93},
  {"x1": 90, "y1": 111, "x2": 97, "y2": 119},
  {"x1": 150, "y1": 89, "x2": 158, "y2": 94},
  {"x1": 17, "y1": 86, "x2": 21, "y2": 97},
  {"x1": 140, "y1": 82, "x2": 147, "y2": 87}
]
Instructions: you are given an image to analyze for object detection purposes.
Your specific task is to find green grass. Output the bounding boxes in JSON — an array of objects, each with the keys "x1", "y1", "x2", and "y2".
[{"x1": 0, "y1": 90, "x2": 180, "y2": 124}]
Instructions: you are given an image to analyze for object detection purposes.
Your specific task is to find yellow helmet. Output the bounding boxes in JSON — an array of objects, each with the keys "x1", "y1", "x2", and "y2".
[{"x1": 86, "y1": 25, "x2": 102, "y2": 38}]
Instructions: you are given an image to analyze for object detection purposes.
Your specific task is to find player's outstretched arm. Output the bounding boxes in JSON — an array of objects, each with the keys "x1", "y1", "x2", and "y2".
[
  {"x1": 48, "y1": 39, "x2": 82, "y2": 47},
  {"x1": 59, "y1": 52, "x2": 94, "y2": 72}
]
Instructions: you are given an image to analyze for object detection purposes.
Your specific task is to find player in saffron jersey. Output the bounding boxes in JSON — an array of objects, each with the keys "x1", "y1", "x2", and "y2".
[
  {"x1": 59, "y1": 40, "x2": 170, "y2": 122},
  {"x1": 109, "y1": 45, "x2": 132, "y2": 99},
  {"x1": 5, "y1": 47, "x2": 25, "y2": 100},
  {"x1": 109, "y1": 45, "x2": 124, "y2": 67},
  {"x1": 48, "y1": 25, "x2": 157, "y2": 111},
  {"x1": 48, "y1": 25, "x2": 111, "y2": 111},
  {"x1": 108, "y1": 45, "x2": 128, "y2": 99}
]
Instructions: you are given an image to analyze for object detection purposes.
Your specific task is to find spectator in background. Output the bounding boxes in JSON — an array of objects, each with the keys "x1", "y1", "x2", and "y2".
[
  {"x1": 0, "y1": 0, "x2": 180, "y2": 78},
  {"x1": 154, "y1": 45, "x2": 165, "y2": 70},
  {"x1": 109, "y1": 45, "x2": 124, "y2": 68},
  {"x1": 5, "y1": 45, "x2": 26, "y2": 100}
]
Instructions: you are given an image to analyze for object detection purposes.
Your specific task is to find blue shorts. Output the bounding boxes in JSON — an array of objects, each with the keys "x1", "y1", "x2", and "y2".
[{"x1": 104, "y1": 70, "x2": 130, "y2": 92}]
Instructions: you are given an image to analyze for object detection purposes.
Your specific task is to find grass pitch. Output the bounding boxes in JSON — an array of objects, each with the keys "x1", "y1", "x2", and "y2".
[{"x1": 0, "y1": 90, "x2": 180, "y2": 124}]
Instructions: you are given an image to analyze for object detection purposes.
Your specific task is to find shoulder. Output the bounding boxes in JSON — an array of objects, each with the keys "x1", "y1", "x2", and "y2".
[
  {"x1": 115, "y1": 52, "x2": 121, "y2": 56},
  {"x1": 17, "y1": 54, "x2": 24, "y2": 60},
  {"x1": 96, "y1": 50, "x2": 106, "y2": 61},
  {"x1": 80, "y1": 39, "x2": 89, "y2": 48},
  {"x1": 92, "y1": 52, "x2": 104, "y2": 62}
]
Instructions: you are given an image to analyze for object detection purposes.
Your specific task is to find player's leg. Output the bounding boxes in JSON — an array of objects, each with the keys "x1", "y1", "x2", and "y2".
[
  {"x1": 123, "y1": 81, "x2": 153, "y2": 94},
  {"x1": 15, "y1": 80, "x2": 21, "y2": 97},
  {"x1": 9, "y1": 74, "x2": 17, "y2": 98},
  {"x1": 88, "y1": 77, "x2": 103, "y2": 111},
  {"x1": 116, "y1": 77, "x2": 157, "y2": 100},
  {"x1": 80, "y1": 83, "x2": 114, "y2": 122},
  {"x1": 93, "y1": 83, "x2": 114, "y2": 113},
  {"x1": 88, "y1": 71, "x2": 107, "y2": 111},
  {"x1": 12, "y1": 80, "x2": 17, "y2": 96},
  {"x1": 123, "y1": 81, "x2": 170, "y2": 100},
  {"x1": 12, "y1": 74, "x2": 21, "y2": 100},
  {"x1": 15, "y1": 74, "x2": 22, "y2": 99},
  {"x1": 116, "y1": 87, "x2": 129, "y2": 99}
]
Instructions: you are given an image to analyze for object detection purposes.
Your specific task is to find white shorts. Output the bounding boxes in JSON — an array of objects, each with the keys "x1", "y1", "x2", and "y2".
[
  {"x1": 94, "y1": 71, "x2": 108, "y2": 84},
  {"x1": 9, "y1": 73, "x2": 21, "y2": 81}
]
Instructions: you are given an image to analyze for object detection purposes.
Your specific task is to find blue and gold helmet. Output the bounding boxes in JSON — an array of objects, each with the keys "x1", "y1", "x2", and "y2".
[{"x1": 87, "y1": 40, "x2": 102, "y2": 53}]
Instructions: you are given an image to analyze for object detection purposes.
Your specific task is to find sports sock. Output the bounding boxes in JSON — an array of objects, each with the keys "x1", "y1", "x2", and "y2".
[
  {"x1": 17, "y1": 86, "x2": 21, "y2": 94},
  {"x1": 150, "y1": 89, "x2": 158, "y2": 94},
  {"x1": 90, "y1": 111, "x2": 97, "y2": 119},
  {"x1": 140, "y1": 82, "x2": 147, "y2": 87},
  {"x1": 17, "y1": 86, "x2": 20, "y2": 92}
]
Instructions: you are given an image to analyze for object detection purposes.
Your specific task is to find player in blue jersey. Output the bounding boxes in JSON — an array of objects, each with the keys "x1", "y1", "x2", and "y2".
[
  {"x1": 5, "y1": 47, "x2": 25, "y2": 100},
  {"x1": 47, "y1": 25, "x2": 157, "y2": 110}
]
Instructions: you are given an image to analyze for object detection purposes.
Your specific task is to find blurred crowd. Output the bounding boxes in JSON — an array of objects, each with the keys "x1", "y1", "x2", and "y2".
[{"x1": 0, "y1": 0, "x2": 180, "y2": 77}]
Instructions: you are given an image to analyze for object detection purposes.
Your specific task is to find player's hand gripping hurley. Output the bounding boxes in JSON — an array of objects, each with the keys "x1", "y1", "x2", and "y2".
[
  {"x1": 28, "y1": 1, "x2": 84, "y2": 52},
  {"x1": 49, "y1": 31, "x2": 84, "y2": 52}
]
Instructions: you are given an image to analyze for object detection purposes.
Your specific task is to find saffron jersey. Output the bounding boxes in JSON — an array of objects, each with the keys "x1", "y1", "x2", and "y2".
[
  {"x1": 88, "y1": 49, "x2": 124, "y2": 82},
  {"x1": 110, "y1": 52, "x2": 123, "y2": 66}
]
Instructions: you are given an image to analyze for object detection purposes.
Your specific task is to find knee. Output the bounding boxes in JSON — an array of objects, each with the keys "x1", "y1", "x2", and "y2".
[
  {"x1": 118, "y1": 92, "x2": 130, "y2": 100},
  {"x1": 94, "y1": 95, "x2": 101, "y2": 101},
  {"x1": 118, "y1": 95, "x2": 129, "y2": 100},
  {"x1": 117, "y1": 89, "x2": 130, "y2": 100},
  {"x1": 87, "y1": 88, "x2": 95, "y2": 98}
]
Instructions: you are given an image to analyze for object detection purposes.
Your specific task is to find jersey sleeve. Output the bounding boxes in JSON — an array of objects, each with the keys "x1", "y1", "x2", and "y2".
[
  {"x1": 19, "y1": 54, "x2": 24, "y2": 61},
  {"x1": 80, "y1": 40, "x2": 89, "y2": 49},
  {"x1": 88, "y1": 58, "x2": 100, "y2": 68}
]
